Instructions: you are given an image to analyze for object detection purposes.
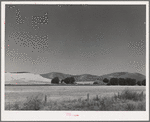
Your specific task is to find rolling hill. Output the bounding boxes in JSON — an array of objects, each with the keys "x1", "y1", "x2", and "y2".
[
  {"x1": 5, "y1": 72, "x2": 52, "y2": 84},
  {"x1": 40, "y1": 72, "x2": 72, "y2": 80},
  {"x1": 5, "y1": 71, "x2": 145, "y2": 85},
  {"x1": 100, "y1": 72, "x2": 145, "y2": 81},
  {"x1": 40, "y1": 72, "x2": 101, "y2": 81},
  {"x1": 40, "y1": 72, "x2": 146, "y2": 82}
]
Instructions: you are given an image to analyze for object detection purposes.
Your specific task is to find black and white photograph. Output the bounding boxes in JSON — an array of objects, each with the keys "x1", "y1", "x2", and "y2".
[{"x1": 1, "y1": 1, "x2": 149, "y2": 121}]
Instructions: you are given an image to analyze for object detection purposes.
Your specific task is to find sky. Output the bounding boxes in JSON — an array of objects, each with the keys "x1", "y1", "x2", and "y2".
[{"x1": 5, "y1": 5, "x2": 146, "y2": 75}]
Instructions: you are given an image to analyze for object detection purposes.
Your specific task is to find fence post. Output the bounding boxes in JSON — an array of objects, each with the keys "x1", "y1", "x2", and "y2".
[
  {"x1": 87, "y1": 93, "x2": 89, "y2": 101},
  {"x1": 45, "y1": 95, "x2": 47, "y2": 104},
  {"x1": 9, "y1": 102, "x2": 10, "y2": 110},
  {"x1": 35, "y1": 100, "x2": 37, "y2": 109},
  {"x1": 96, "y1": 95, "x2": 98, "y2": 100}
]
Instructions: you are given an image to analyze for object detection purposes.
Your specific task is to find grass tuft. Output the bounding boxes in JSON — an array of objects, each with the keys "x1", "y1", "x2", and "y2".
[
  {"x1": 21, "y1": 93, "x2": 44, "y2": 110},
  {"x1": 114, "y1": 89, "x2": 145, "y2": 101}
]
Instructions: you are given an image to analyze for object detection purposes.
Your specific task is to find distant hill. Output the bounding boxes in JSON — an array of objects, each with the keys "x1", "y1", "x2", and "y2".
[
  {"x1": 40, "y1": 72, "x2": 72, "y2": 80},
  {"x1": 40, "y1": 72, "x2": 146, "y2": 82},
  {"x1": 5, "y1": 72, "x2": 51, "y2": 84},
  {"x1": 40, "y1": 72, "x2": 100, "y2": 81},
  {"x1": 73, "y1": 74, "x2": 101, "y2": 81},
  {"x1": 5, "y1": 71, "x2": 145, "y2": 85},
  {"x1": 100, "y1": 72, "x2": 145, "y2": 81}
]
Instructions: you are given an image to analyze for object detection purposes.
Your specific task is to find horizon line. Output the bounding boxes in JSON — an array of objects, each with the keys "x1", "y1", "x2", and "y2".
[{"x1": 5, "y1": 71, "x2": 146, "y2": 76}]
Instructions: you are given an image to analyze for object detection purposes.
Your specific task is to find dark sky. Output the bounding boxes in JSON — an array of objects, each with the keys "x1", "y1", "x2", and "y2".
[{"x1": 5, "y1": 5, "x2": 146, "y2": 75}]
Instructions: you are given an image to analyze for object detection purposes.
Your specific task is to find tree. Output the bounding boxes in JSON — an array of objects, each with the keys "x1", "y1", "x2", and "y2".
[
  {"x1": 107, "y1": 82, "x2": 111, "y2": 85},
  {"x1": 61, "y1": 79, "x2": 64, "y2": 84},
  {"x1": 126, "y1": 78, "x2": 136, "y2": 86},
  {"x1": 51, "y1": 77, "x2": 59, "y2": 84},
  {"x1": 125, "y1": 78, "x2": 131, "y2": 85},
  {"x1": 103, "y1": 78, "x2": 109, "y2": 83},
  {"x1": 142, "y1": 79, "x2": 146, "y2": 86},
  {"x1": 93, "y1": 81, "x2": 99, "y2": 85},
  {"x1": 110, "y1": 78, "x2": 118, "y2": 85},
  {"x1": 130, "y1": 79, "x2": 136, "y2": 86},
  {"x1": 137, "y1": 81, "x2": 142, "y2": 86},
  {"x1": 118, "y1": 78, "x2": 126, "y2": 85},
  {"x1": 63, "y1": 77, "x2": 75, "y2": 84}
]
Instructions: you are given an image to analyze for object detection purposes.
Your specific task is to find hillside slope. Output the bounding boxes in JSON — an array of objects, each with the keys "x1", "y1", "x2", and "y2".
[
  {"x1": 40, "y1": 72, "x2": 71, "y2": 80},
  {"x1": 40, "y1": 72, "x2": 145, "y2": 82},
  {"x1": 5, "y1": 71, "x2": 145, "y2": 85},
  {"x1": 101, "y1": 72, "x2": 145, "y2": 81},
  {"x1": 5, "y1": 72, "x2": 52, "y2": 84}
]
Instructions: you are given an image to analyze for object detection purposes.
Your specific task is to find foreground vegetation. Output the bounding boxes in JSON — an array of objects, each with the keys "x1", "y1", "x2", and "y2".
[{"x1": 5, "y1": 89, "x2": 145, "y2": 111}]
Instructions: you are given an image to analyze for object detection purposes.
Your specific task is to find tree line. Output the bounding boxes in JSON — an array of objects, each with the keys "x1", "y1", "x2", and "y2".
[
  {"x1": 51, "y1": 77, "x2": 75, "y2": 84},
  {"x1": 51, "y1": 76, "x2": 146, "y2": 86},
  {"x1": 103, "y1": 78, "x2": 146, "y2": 86}
]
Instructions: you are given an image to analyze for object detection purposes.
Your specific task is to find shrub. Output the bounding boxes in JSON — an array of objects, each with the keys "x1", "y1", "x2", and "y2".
[
  {"x1": 12, "y1": 103, "x2": 20, "y2": 110},
  {"x1": 22, "y1": 94, "x2": 43, "y2": 110},
  {"x1": 118, "y1": 78, "x2": 126, "y2": 85},
  {"x1": 103, "y1": 78, "x2": 109, "y2": 83},
  {"x1": 115, "y1": 90, "x2": 145, "y2": 101},
  {"x1": 61, "y1": 79, "x2": 64, "y2": 83},
  {"x1": 131, "y1": 79, "x2": 136, "y2": 86},
  {"x1": 142, "y1": 79, "x2": 146, "y2": 86},
  {"x1": 107, "y1": 82, "x2": 111, "y2": 85},
  {"x1": 126, "y1": 78, "x2": 136, "y2": 86},
  {"x1": 137, "y1": 81, "x2": 142, "y2": 86},
  {"x1": 125, "y1": 103, "x2": 135, "y2": 110},
  {"x1": 110, "y1": 78, "x2": 118, "y2": 85},
  {"x1": 5, "y1": 102, "x2": 20, "y2": 110},
  {"x1": 93, "y1": 81, "x2": 99, "y2": 85},
  {"x1": 63, "y1": 77, "x2": 75, "y2": 84},
  {"x1": 51, "y1": 77, "x2": 59, "y2": 84}
]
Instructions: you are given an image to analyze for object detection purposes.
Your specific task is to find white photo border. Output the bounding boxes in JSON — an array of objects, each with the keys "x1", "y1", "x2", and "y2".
[{"x1": 1, "y1": 1, "x2": 149, "y2": 121}]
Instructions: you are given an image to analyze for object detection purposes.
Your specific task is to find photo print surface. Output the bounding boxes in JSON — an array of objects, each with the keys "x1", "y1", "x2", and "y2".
[{"x1": 2, "y1": 1, "x2": 149, "y2": 121}]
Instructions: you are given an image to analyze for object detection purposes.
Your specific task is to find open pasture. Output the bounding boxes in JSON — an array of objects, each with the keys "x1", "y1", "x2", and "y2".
[{"x1": 5, "y1": 85, "x2": 146, "y2": 104}]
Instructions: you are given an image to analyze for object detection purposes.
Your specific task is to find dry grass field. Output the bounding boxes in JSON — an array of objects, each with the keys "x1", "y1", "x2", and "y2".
[{"x1": 5, "y1": 86, "x2": 146, "y2": 111}]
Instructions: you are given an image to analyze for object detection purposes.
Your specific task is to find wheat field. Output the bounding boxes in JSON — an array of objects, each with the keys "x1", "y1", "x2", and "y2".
[{"x1": 5, "y1": 86, "x2": 146, "y2": 104}]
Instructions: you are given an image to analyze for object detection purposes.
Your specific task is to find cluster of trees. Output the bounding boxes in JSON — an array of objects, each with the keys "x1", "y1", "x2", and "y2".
[
  {"x1": 61, "y1": 77, "x2": 75, "y2": 84},
  {"x1": 51, "y1": 76, "x2": 146, "y2": 86},
  {"x1": 51, "y1": 77, "x2": 59, "y2": 84},
  {"x1": 137, "y1": 79, "x2": 146, "y2": 86},
  {"x1": 93, "y1": 81, "x2": 99, "y2": 84},
  {"x1": 51, "y1": 77, "x2": 75, "y2": 84},
  {"x1": 103, "y1": 78, "x2": 109, "y2": 83},
  {"x1": 103, "y1": 78, "x2": 146, "y2": 86}
]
